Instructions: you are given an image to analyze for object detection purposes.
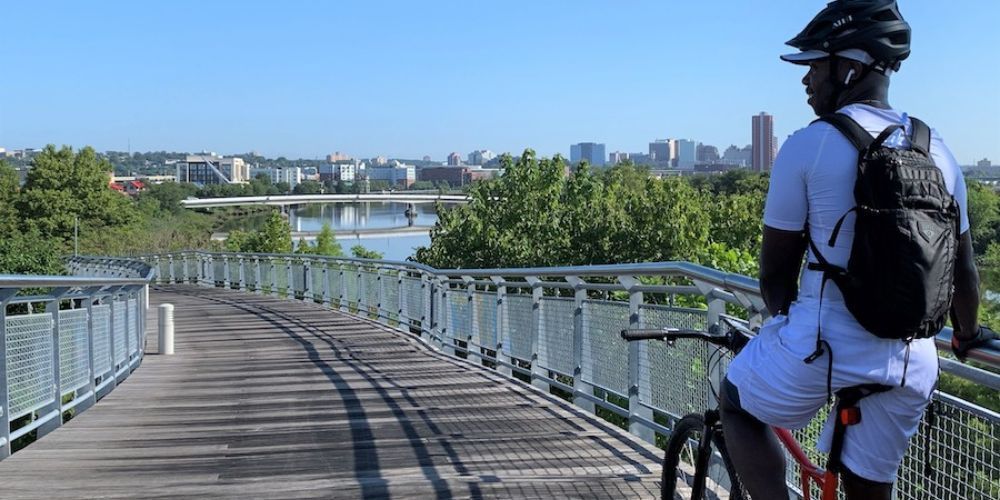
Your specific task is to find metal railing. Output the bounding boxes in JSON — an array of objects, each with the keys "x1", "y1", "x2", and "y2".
[
  {"x1": 148, "y1": 250, "x2": 999, "y2": 500},
  {"x1": 0, "y1": 257, "x2": 155, "y2": 460}
]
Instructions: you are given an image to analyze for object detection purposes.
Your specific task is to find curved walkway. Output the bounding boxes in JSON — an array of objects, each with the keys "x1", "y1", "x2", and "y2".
[{"x1": 0, "y1": 286, "x2": 661, "y2": 499}]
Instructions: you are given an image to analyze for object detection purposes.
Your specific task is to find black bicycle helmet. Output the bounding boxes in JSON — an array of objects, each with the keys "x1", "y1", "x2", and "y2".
[{"x1": 784, "y1": 0, "x2": 911, "y2": 71}]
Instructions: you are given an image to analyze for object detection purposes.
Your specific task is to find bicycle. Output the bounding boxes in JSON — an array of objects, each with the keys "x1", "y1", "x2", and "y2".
[{"x1": 622, "y1": 317, "x2": 891, "y2": 500}]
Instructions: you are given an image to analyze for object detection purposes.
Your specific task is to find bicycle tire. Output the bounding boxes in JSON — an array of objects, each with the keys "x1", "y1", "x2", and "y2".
[{"x1": 662, "y1": 413, "x2": 745, "y2": 500}]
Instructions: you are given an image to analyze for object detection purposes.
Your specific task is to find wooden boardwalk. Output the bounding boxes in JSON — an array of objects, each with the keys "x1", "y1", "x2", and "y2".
[{"x1": 0, "y1": 286, "x2": 662, "y2": 499}]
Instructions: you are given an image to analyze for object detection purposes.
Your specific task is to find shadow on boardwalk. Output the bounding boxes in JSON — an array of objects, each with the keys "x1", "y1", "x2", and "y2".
[{"x1": 0, "y1": 285, "x2": 663, "y2": 499}]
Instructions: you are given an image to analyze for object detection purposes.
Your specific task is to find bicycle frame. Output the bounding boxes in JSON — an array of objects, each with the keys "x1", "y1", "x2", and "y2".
[{"x1": 774, "y1": 427, "x2": 834, "y2": 500}]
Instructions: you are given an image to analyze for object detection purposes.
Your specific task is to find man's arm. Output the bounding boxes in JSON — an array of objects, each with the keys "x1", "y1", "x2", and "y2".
[
  {"x1": 759, "y1": 225, "x2": 808, "y2": 316},
  {"x1": 950, "y1": 230, "x2": 979, "y2": 339}
]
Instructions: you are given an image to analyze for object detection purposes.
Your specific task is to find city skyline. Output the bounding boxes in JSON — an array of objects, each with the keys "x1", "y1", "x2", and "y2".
[{"x1": 2, "y1": 1, "x2": 997, "y2": 164}]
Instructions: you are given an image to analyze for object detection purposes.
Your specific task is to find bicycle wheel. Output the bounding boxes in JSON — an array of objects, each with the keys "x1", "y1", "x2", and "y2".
[{"x1": 662, "y1": 413, "x2": 745, "y2": 500}]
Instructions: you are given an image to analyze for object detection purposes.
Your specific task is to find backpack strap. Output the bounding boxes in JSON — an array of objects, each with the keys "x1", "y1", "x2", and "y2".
[
  {"x1": 909, "y1": 117, "x2": 932, "y2": 157},
  {"x1": 814, "y1": 113, "x2": 874, "y2": 152}
]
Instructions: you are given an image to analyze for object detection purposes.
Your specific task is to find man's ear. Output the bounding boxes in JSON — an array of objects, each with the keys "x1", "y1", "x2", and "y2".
[{"x1": 842, "y1": 60, "x2": 865, "y2": 84}]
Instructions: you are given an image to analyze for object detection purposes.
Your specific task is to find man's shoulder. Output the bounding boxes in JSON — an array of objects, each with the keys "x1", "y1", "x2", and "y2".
[{"x1": 781, "y1": 119, "x2": 850, "y2": 153}]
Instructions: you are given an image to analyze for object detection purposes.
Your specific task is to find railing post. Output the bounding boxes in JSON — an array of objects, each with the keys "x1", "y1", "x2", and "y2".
[
  {"x1": 123, "y1": 292, "x2": 132, "y2": 371},
  {"x1": 339, "y1": 264, "x2": 348, "y2": 312},
  {"x1": 238, "y1": 256, "x2": 246, "y2": 291},
  {"x1": 440, "y1": 282, "x2": 454, "y2": 356},
  {"x1": 207, "y1": 255, "x2": 215, "y2": 286},
  {"x1": 462, "y1": 276, "x2": 475, "y2": 355},
  {"x1": 254, "y1": 257, "x2": 263, "y2": 294},
  {"x1": 285, "y1": 257, "x2": 293, "y2": 298},
  {"x1": 566, "y1": 276, "x2": 595, "y2": 413},
  {"x1": 695, "y1": 280, "x2": 727, "y2": 409},
  {"x1": 0, "y1": 290, "x2": 17, "y2": 459},
  {"x1": 303, "y1": 259, "x2": 312, "y2": 301},
  {"x1": 421, "y1": 273, "x2": 433, "y2": 342},
  {"x1": 526, "y1": 276, "x2": 549, "y2": 393},
  {"x1": 491, "y1": 276, "x2": 511, "y2": 377},
  {"x1": 107, "y1": 294, "x2": 118, "y2": 386},
  {"x1": 620, "y1": 275, "x2": 654, "y2": 444},
  {"x1": 377, "y1": 271, "x2": 387, "y2": 324},
  {"x1": 167, "y1": 255, "x2": 175, "y2": 283},
  {"x1": 397, "y1": 270, "x2": 406, "y2": 328},
  {"x1": 41, "y1": 290, "x2": 68, "y2": 436},
  {"x1": 222, "y1": 255, "x2": 230, "y2": 288},
  {"x1": 182, "y1": 254, "x2": 189, "y2": 283},
  {"x1": 323, "y1": 263, "x2": 332, "y2": 306},
  {"x1": 269, "y1": 258, "x2": 279, "y2": 298}
]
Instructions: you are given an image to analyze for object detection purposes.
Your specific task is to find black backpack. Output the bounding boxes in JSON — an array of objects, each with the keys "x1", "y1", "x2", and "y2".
[{"x1": 807, "y1": 114, "x2": 960, "y2": 341}]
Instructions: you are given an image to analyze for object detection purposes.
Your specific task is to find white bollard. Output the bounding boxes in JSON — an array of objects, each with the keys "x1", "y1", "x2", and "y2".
[{"x1": 158, "y1": 304, "x2": 175, "y2": 355}]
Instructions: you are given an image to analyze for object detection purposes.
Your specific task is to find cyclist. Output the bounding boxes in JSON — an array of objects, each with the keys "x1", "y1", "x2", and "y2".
[{"x1": 720, "y1": 2, "x2": 998, "y2": 499}]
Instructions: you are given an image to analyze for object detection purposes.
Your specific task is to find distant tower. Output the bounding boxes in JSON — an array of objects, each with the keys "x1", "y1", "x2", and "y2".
[
  {"x1": 447, "y1": 152, "x2": 462, "y2": 166},
  {"x1": 752, "y1": 112, "x2": 775, "y2": 172}
]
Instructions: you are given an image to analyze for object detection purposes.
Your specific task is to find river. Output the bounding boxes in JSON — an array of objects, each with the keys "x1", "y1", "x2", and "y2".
[{"x1": 288, "y1": 202, "x2": 451, "y2": 261}]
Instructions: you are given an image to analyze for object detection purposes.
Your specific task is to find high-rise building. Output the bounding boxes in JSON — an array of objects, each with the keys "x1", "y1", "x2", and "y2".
[
  {"x1": 978, "y1": 158, "x2": 993, "y2": 168},
  {"x1": 467, "y1": 149, "x2": 496, "y2": 166},
  {"x1": 447, "y1": 152, "x2": 462, "y2": 166},
  {"x1": 697, "y1": 144, "x2": 720, "y2": 162},
  {"x1": 675, "y1": 139, "x2": 697, "y2": 169},
  {"x1": 570, "y1": 143, "x2": 606, "y2": 166},
  {"x1": 649, "y1": 140, "x2": 675, "y2": 165},
  {"x1": 752, "y1": 112, "x2": 776, "y2": 172}
]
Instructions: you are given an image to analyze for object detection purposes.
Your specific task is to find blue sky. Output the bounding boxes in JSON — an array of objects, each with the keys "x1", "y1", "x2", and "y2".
[{"x1": 2, "y1": 1, "x2": 997, "y2": 164}]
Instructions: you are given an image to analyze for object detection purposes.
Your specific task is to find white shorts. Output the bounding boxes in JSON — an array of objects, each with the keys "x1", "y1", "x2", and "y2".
[{"x1": 725, "y1": 304, "x2": 938, "y2": 483}]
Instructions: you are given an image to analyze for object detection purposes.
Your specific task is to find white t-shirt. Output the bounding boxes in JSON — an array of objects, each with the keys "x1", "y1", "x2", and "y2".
[{"x1": 764, "y1": 103, "x2": 969, "y2": 306}]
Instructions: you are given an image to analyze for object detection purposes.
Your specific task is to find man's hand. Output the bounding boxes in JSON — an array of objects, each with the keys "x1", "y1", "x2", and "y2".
[{"x1": 951, "y1": 325, "x2": 999, "y2": 362}]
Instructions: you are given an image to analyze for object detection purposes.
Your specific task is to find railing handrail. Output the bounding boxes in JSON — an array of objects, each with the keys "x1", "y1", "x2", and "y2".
[
  {"x1": 0, "y1": 275, "x2": 152, "y2": 288},
  {"x1": 149, "y1": 250, "x2": 999, "y2": 366}
]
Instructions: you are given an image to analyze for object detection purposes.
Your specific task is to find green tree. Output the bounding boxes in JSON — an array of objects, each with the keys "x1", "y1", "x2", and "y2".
[
  {"x1": 966, "y1": 180, "x2": 1000, "y2": 255},
  {"x1": 0, "y1": 229, "x2": 63, "y2": 275},
  {"x1": 18, "y1": 145, "x2": 140, "y2": 244},
  {"x1": 248, "y1": 211, "x2": 292, "y2": 253},
  {"x1": 0, "y1": 161, "x2": 21, "y2": 234},
  {"x1": 294, "y1": 237, "x2": 311, "y2": 254},
  {"x1": 293, "y1": 180, "x2": 324, "y2": 195},
  {"x1": 351, "y1": 245, "x2": 383, "y2": 260},
  {"x1": 225, "y1": 229, "x2": 253, "y2": 252},
  {"x1": 313, "y1": 223, "x2": 343, "y2": 257},
  {"x1": 140, "y1": 181, "x2": 198, "y2": 214}
]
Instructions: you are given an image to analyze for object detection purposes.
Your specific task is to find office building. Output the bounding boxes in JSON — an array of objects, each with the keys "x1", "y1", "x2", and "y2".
[
  {"x1": 978, "y1": 158, "x2": 992, "y2": 168},
  {"x1": 697, "y1": 144, "x2": 720, "y2": 162},
  {"x1": 365, "y1": 162, "x2": 416, "y2": 187},
  {"x1": 273, "y1": 167, "x2": 302, "y2": 190},
  {"x1": 326, "y1": 152, "x2": 351, "y2": 163},
  {"x1": 649, "y1": 140, "x2": 675, "y2": 166},
  {"x1": 319, "y1": 160, "x2": 364, "y2": 182},
  {"x1": 467, "y1": 149, "x2": 496, "y2": 166},
  {"x1": 752, "y1": 112, "x2": 776, "y2": 172},
  {"x1": 175, "y1": 154, "x2": 248, "y2": 185},
  {"x1": 675, "y1": 139, "x2": 697, "y2": 169},
  {"x1": 570, "y1": 142, "x2": 606, "y2": 166}
]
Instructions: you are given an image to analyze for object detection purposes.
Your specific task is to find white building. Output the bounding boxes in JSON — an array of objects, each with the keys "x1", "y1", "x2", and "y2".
[
  {"x1": 467, "y1": 149, "x2": 496, "y2": 166},
  {"x1": 320, "y1": 160, "x2": 365, "y2": 183},
  {"x1": 176, "y1": 154, "x2": 249, "y2": 185},
  {"x1": 365, "y1": 162, "x2": 416, "y2": 187},
  {"x1": 273, "y1": 167, "x2": 302, "y2": 189}
]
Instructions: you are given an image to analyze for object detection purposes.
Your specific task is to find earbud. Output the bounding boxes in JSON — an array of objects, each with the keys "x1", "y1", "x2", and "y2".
[{"x1": 843, "y1": 68, "x2": 856, "y2": 85}]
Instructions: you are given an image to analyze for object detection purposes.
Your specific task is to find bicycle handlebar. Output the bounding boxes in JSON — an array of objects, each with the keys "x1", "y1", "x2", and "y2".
[{"x1": 620, "y1": 316, "x2": 755, "y2": 353}]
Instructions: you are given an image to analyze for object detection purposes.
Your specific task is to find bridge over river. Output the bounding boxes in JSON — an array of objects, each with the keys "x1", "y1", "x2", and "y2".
[{"x1": 0, "y1": 254, "x2": 995, "y2": 499}]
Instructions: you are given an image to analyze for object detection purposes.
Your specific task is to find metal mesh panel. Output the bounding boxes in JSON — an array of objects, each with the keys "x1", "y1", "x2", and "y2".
[
  {"x1": 183, "y1": 255, "x2": 198, "y2": 282},
  {"x1": 344, "y1": 268, "x2": 360, "y2": 304},
  {"x1": 581, "y1": 300, "x2": 630, "y2": 396},
  {"x1": 244, "y1": 259, "x2": 259, "y2": 291},
  {"x1": 311, "y1": 264, "x2": 326, "y2": 299},
  {"x1": 503, "y1": 294, "x2": 533, "y2": 361},
  {"x1": 275, "y1": 260, "x2": 290, "y2": 294},
  {"x1": 127, "y1": 298, "x2": 139, "y2": 356},
  {"x1": 446, "y1": 290, "x2": 471, "y2": 340},
  {"x1": 58, "y1": 309, "x2": 90, "y2": 393},
  {"x1": 157, "y1": 260, "x2": 171, "y2": 283},
  {"x1": 402, "y1": 277, "x2": 424, "y2": 323},
  {"x1": 113, "y1": 301, "x2": 127, "y2": 365},
  {"x1": 213, "y1": 259, "x2": 226, "y2": 283},
  {"x1": 6, "y1": 313, "x2": 55, "y2": 419},
  {"x1": 260, "y1": 260, "x2": 274, "y2": 291},
  {"x1": 329, "y1": 267, "x2": 345, "y2": 303},
  {"x1": 471, "y1": 291, "x2": 497, "y2": 348},
  {"x1": 92, "y1": 304, "x2": 111, "y2": 377},
  {"x1": 383, "y1": 275, "x2": 400, "y2": 319},
  {"x1": 639, "y1": 304, "x2": 711, "y2": 417},
  {"x1": 229, "y1": 259, "x2": 242, "y2": 287},
  {"x1": 291, "y1": 261, "x2": 305, "y2": 295},
  {"x1": 360, "y1": 270, "x2": 379, "y2": 310},
  {"x1": 538, "y1": 297, "x2": 575, "y2": 376}
]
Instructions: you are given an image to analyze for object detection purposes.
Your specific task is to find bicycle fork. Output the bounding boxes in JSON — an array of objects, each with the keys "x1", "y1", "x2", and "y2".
[{"x1": 692, "y1": 409, "x2": 722, "y2": 499}]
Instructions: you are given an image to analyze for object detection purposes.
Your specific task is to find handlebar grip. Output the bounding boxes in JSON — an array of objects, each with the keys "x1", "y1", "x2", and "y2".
[{"x1": 620, "y1": 328, "x2": 669, "y2": 341}]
